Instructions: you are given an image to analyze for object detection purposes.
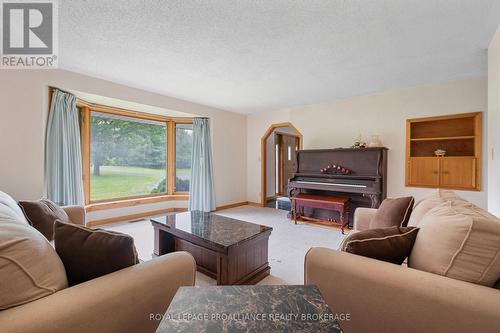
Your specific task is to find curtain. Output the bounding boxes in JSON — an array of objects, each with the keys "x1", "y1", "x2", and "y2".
[
  {"x1": 189, "y1": 118, "x2": 216, "y2": 212},
  {"x1": 46, "y1": 89, "x2": 84, "y2": 206}
]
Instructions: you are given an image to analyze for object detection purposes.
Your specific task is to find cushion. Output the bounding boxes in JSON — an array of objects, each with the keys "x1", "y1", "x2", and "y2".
[
  {"x1": 18, "y1": 199, "x2": 71, "y2": 241},
  {"x1": 408, "y1": 189, "x2": 467, "y2": 227},
  {"x1": 0, "y1": 191, "x2": 29, "y2": 225},
  {"x1": 54, "y1": 220, "x2": 139, "y2": 285},
  {"x1": 369, "y1": 196, "x2": 414, "y2": 228},
  {"x1": 408, "y1": 201, "x2": 500, "y2": 287},
  {"x1": 0, "y1": 207, "x2": 68, "y2": 310},
  {"x1": 342, "y1": 226, "x2": 419, "y2": 265}
]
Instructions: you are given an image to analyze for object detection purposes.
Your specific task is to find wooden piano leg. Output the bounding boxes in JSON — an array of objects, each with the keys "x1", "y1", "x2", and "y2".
[
  {"x1": 292, "y1": 199, "x2": 297, "y2": 224},
  {"x1": 340, "y1": 206, "x2": 345, "y2": 234},
  {"x1": 341, "y1": 206, "x2": 349, "y2": 234}
]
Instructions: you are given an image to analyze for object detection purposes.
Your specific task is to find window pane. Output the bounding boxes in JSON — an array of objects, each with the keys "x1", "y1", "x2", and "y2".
[
  {"x1": 175, "y1": 123, "x2": 193, "y2": 192},
  {"x1": 90, "y1": 112, "x2": 166, "y2": 201}
]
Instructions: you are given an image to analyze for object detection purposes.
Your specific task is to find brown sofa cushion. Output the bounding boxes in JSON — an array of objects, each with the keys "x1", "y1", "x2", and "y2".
[
  {"x1": 342, "y1": 226, "x2": 419, "y2": 265},
  {"x1": 0, "y1": 199, "x2": 68, "y2": 310},
  {"x1": 18, "y1": 199, "x2": 71, "y2": 241},
  {"x1": 54, "y1": 220, "x2": 139, "y2": 285},
  {"x1": 409, "y1": 201, "x2": 500, "y2": 287},
  {"x1": 370, "y1": 197, "x2": 414, "y2": 228}
]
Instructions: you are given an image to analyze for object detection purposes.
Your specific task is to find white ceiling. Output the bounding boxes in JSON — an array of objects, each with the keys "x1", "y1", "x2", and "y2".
[{"x1": 60, "y1": 1, "x2": 500, "y2": 114}]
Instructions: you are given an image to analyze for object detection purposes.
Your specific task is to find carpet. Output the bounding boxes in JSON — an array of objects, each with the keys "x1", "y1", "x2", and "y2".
[{"x1": 104, "y1": 205, "x2": 347, "y2": 285}]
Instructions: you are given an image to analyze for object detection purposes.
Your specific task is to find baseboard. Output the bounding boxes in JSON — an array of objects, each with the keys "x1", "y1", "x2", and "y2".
[
  {"x1": 87, "y1": 207, "x2": 187, "y2": 227},
  {"x1": 265, "y1": 195, "x2": 277, "y2": 202},
  {"x1": 215, "y1": 201, "x2": 249, "y2": 211},
  {"x1": 88, "y1": 200, "x2": 263, "y2": 227}
]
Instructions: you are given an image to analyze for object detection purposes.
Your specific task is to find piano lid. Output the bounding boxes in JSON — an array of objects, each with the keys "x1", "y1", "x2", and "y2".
[{"x1": 295, "y1": 147, "x2": 387, "y2": 177}]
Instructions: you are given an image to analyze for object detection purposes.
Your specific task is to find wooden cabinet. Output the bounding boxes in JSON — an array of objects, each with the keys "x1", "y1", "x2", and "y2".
[
  {"x1": 439, "y1": 157, "x2": 476, "y2": 189},
  {"x1": 408, "y1": 157, "x2": 439, "y2": 187},
  {"x1": 406, "y1": 113, "x2": 481, "y2": 191}
]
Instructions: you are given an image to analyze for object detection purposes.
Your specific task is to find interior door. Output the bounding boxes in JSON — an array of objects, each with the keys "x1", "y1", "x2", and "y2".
[{"x1": 279, "y1": 134, "x2": 300, "y2": 196}]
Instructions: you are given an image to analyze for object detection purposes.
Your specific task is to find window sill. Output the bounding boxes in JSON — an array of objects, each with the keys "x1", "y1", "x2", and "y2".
[{"x1": 85, "y1": 194, "x2": 189, "y2": 212}]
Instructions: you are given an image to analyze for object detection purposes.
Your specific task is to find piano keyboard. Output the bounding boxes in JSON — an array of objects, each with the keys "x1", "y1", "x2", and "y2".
[{"x1": 296, "y1": 181, "x2": 367, "y2": 188}]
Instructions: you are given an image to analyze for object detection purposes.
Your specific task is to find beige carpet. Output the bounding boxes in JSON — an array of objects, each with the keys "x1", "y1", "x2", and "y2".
[{"x1": 104, "y1": 205, "x2": 346, "y2": 285}]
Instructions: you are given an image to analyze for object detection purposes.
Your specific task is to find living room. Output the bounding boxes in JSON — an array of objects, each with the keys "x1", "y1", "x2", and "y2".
[{"x1": 1, "y1": 1, "x2": 500, "y2": 333}]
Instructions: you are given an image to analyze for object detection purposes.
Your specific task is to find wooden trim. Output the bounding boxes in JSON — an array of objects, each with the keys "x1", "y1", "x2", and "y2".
[
  {"x1": 265, "y1": 196, "x2": 277, "y2": 202},
  {"x1": 81, "y1": 106, "x2": 91, "y2": 204},
  {"x1": 260, "y1": 122, "x2": 303, "y2": 207},
  {"x1": 167, "y1": 121, "x2": 175, "y2": 194},
  {"x1": 475, "y1": 112, "x2": 482, "y2": 191},
  {"x1": 88, "y1": 200, "x2": 263, "y2": 227},
  {"x1": 76, "y1": 99, "x2": 192, "y2": 123},
  {"x1": 215, "y1": 201, "x2": 250, "y2": 211},
  {"x1": 87, "y1": 207, "x2": 187, "y2": 227},
  {"x1": 406, "y1": 112, "x2": 482, "y2": 123},
  {"x1": 48, "y1": 86, "x2": 54, "y2": 114},
  {"x1": 86, "y1": 194, "x2": 189, "y2": 212},
  {"x1": 405, "y1": 119, "x2": 411, "y2": 186}
]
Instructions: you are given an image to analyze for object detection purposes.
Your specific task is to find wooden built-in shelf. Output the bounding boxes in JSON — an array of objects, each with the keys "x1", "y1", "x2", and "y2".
[
  {"x1": 410, "y1": 136, "x2": 475, "y2": 142},
  {"x1": 406, "y1": 112, "x2": 482, "y2": 191}
]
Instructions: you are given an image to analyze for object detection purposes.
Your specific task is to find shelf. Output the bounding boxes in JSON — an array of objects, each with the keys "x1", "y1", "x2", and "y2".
[
  {"x1": 409, "y1": 156, "x2": 476, "y2": 159},
  {"x1": 406, "y1": 112, "x2": 481, "y2": 191},
  {"x1": 410, "y1": 136, "x2": 475, "y2": 142}
]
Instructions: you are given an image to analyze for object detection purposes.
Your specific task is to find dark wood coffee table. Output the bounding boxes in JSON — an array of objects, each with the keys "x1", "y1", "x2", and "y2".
[
  {"x1": 151, "y1": 211, "x2": 273, "y2": 285},
  {"x1": 156, "y1": 285, "x2": 343, "y2": 332}
]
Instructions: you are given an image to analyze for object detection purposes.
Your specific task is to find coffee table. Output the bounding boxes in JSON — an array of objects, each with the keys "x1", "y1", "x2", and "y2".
[
  {"x1": 151, "y1": 211, "x2": 273, "y2": 285},
  {"x1": 155, "y1": 285, "x2": 343, "y2": 332}
]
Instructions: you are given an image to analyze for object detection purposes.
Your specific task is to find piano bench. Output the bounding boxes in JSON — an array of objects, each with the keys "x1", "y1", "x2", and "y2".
[{"x1": 291, "y1": 193, "x2": 350, "y2": 234}]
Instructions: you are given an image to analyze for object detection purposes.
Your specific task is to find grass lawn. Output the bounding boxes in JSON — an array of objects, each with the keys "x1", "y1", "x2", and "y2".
[{"x1": 90, "y1": 165, "x2": 190, "y2": 201}]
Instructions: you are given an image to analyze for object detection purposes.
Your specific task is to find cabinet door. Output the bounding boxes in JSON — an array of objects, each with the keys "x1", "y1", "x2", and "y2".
[
  {"x1": 407, "y1": 158, "x2": 439, "y2": 187},
  {"x1": 439, "y1": 157, "x2": 476, "y2": 189}
]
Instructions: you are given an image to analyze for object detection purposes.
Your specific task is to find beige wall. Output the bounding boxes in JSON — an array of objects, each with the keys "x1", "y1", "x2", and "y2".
[
  {"x1": 489, "y1": 26, "x2": 500, "y2": 215},
  {"x1": 247, "y1": 77, "x2": 488, "y2": 208},
  {"x1": 0, "y1": 70, "x2": 247, "y2": 221},
  {"x1": 0, "y1": 70, "x2": 491, "y2": 217}
]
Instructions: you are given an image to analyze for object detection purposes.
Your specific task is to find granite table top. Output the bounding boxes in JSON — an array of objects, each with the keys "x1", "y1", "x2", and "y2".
[
  {"x1": 156, "y1": 285, "x2": 343, "y2": 333},
  {"x1": 151, "y1": 211, "x2": 272, "y2": 248}
]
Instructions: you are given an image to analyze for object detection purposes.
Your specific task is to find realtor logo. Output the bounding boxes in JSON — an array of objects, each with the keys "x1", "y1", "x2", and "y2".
[{"x1": 1, "y1": 0, "x2": 58, "y2": 68}]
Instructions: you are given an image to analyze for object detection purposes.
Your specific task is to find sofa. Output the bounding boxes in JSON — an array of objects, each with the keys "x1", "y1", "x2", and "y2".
[
  {"x1": 305, "y1": 190, "x2": 500, "y2": 333},
  {"x1": 0, "y1": 192, "x2": 196, "y2": 333}
]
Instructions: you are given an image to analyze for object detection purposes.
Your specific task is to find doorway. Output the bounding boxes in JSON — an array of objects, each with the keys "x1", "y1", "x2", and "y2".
[
  {"x1": 261, "y1": 122, "x2": 303, "y2": 207},
  {"x1": 275, "y1": 132, "x2": 300, "y2": 196}
]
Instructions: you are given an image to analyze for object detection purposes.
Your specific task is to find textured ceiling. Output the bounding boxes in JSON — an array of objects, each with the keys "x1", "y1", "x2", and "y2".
[{"x1": 60, "y1": 1, "x2": 500, "y2": 114}]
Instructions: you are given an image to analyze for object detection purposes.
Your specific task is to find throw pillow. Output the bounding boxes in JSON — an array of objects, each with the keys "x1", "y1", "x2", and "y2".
[
  {"x1": 342, "y1": 226, "x2": 419, "y2": 265},
  {"x1": 54, "y1": 220, "x2": 139, "y2": 285},
  {"x1": 0, "y1": 208, "x2": 68, "y2": 310},
  {"x1": 408, "y1": 201, "x2": 500, "y2": 287},
  {"x1": 18, "y1": 199, "x2": 71, "y2": 241},
  {"x1": 369, "y1": 196, "x2": 414, "y2": 228}
]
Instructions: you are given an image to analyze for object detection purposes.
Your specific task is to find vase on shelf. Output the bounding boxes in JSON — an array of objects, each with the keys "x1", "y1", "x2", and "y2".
[{"x1": 368, "y1": 135, "x2": 382, "y2": 147}]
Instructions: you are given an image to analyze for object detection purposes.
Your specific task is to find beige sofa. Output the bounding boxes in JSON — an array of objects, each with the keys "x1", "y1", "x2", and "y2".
[
  {"x1": 305, "y1": 191, "x2": 500, "y2": 333},
  {"x1": 0, "y1": 196, "x2": 196, "y2": 333}
]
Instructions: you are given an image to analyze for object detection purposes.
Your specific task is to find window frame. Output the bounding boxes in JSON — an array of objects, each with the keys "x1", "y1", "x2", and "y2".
[
  {"x1": 76, "y1": 99, "x2": 192, "y2": 206},
  {"x1": 173, "y1": 122, "x2": 194, "y2": 195}
]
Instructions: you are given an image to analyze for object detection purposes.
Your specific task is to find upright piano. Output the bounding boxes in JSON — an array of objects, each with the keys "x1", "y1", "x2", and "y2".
[{"x1": 287, "y1": 147, "x2": 388, "y2": 225}]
